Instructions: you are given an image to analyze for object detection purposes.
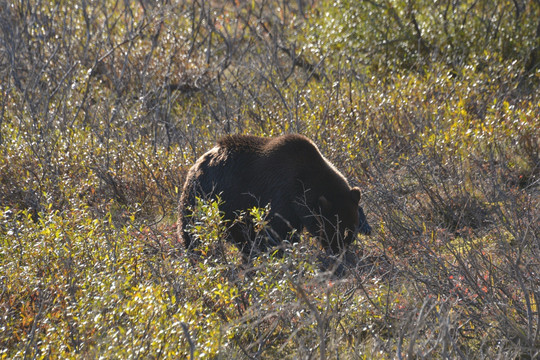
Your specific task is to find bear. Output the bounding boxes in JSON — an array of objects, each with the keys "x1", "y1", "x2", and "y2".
[{"x1": 178, "y1": 134, "x2": 371, "y2": 258}]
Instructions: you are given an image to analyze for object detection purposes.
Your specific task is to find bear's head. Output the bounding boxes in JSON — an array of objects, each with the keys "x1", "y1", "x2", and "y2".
[{"x1": 318, "y1": 187, "x2": 371, "y2": 254}]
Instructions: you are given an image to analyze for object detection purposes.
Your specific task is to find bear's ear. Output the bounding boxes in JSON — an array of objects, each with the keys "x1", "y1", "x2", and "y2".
[
  {"x1": 350, "y1": 187, "x2": 361, "y2": 205},
  {"x1": 318, "y1": 195, "x2": 331, "y2": 211}
]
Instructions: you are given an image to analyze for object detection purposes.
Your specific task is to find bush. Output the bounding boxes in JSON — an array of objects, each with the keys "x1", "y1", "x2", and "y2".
[{"x1": 1, "y1": 0, "x2": 538, "y2": 358}]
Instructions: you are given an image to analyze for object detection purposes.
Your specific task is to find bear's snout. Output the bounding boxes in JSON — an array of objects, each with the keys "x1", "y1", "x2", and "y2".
[{"x1": 358, "y1": 207, "x2": 372, "y2": 236}]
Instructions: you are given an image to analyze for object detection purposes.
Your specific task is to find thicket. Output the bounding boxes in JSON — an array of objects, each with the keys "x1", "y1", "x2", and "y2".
[{"x1": 1, "y1": 0, "x2": 539, "y2": 358}]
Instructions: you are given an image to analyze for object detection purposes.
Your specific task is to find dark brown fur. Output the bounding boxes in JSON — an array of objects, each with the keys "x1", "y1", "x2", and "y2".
[{"x1": 178, "y1": 134, "x2": 371, "y2": 256}]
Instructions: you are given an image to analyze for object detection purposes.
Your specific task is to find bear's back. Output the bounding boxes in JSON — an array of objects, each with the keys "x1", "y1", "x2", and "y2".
[
  {"x1": 218, "y1": 134, "x2": 320, "y2": 162},
  {"x1": 217, "y1": 134, "x2": 269, "y2": 154},
  {"x1": 216, "y1": 134, "x2": 350, "y2": 198}
]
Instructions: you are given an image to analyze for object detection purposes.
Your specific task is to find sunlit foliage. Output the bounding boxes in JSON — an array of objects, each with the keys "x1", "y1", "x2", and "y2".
[{"x1": 1, "y1": 0, "x2": 538, "y2": 358}]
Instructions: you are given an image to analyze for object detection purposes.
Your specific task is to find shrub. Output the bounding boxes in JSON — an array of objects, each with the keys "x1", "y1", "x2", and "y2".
[{"x1": 1, "y1": 0, "x2": 538, "y2": 358}]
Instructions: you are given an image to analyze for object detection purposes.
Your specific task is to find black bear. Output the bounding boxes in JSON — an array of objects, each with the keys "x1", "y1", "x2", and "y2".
[{"x1": 178, "y1": 134, "x2": 371, "y2": 257}]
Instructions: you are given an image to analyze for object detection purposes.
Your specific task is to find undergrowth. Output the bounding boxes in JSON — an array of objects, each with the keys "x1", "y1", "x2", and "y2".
[{"x1": 1, "y1": 0, "x2": 539, "y2": 358}]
